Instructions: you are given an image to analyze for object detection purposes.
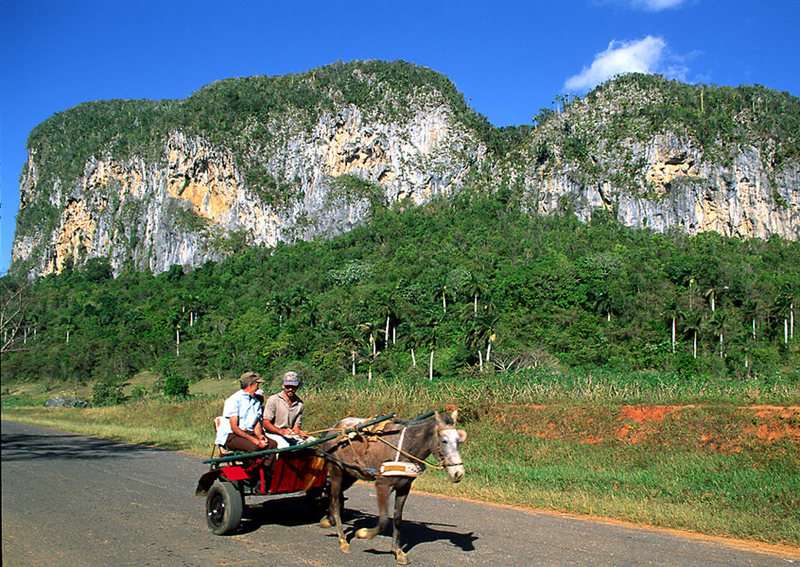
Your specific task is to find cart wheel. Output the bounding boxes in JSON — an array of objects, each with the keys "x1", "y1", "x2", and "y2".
[{"x1": 206, "y1": 481, "x2": 243, "y2": 535}]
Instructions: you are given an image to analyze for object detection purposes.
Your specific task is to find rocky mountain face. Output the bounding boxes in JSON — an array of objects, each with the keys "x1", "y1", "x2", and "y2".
[
  {"x1": 505, "y1": 76, "x2": 799, "y2": 240},
  {"x1": 10, "y1": 62, "x2": 799, "y2": 277}
]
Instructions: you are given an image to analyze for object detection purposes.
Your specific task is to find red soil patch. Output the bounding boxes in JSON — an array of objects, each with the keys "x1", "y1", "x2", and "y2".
[
  {"x1": 490, "y1": 405, "x2": 547, "y2": 436},
  {"x1": 741, "y1": 406, "x2": 800, "y2": 443},
  {"x1": 488, "y1": 403, "x2": 800, "y2": 449},
  {"x1": 615, "y1": 405, "x2": 693, "y2": 443},
  {"x1": 536, "y1": 422, "x2": 560, "y2": 440},
  {"x1": 619, "y1": 404, "x2": 694, "y2": 424}
]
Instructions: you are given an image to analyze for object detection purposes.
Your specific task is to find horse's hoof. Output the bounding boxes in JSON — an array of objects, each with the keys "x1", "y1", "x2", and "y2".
[
  {"x1": 319, "y1": 518, "x2": 332, "y2": 528},
  {"x1": 356, "y1": 527, "x2": 378, "y2": 539},
  {"x1": 395, "y1": 550, "x2": 410, "y2": 565},
  {"x1": 339, "y1": 542, "x2": 350, "y2": 553}
]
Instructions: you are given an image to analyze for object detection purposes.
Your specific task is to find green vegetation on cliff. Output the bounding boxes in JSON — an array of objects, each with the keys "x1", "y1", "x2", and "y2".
[
  {"x1": 525, "y1": 74, "x2": 800, "y2": 189},
  {"x1": 593, "y1": 74, "x2": 800, "y2": 163},
  {"x1": 24, "y1": 60, "x2": 491, "y2": 203}
]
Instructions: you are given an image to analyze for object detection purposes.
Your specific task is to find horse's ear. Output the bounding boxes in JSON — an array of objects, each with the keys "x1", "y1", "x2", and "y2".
[
  {"x1": 434, "y1": 411, "x2": 445, "y2": 426},
  {"x1": 457, "y1": 429, "x2": 467, "y2": 443},
  {"x1": 451, "y1": 409, "x2": 458, "y2": 423}
]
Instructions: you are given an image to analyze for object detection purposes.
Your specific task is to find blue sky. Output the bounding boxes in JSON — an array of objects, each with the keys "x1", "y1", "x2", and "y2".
[{"x1": 1, "y1": 0, "x2": 798, "y2": 275}]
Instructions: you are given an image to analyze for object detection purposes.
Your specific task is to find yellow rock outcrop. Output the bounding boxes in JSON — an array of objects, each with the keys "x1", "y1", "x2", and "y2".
[{"x1": 51, "y1": 199, "x2": 97, "y2": 273}]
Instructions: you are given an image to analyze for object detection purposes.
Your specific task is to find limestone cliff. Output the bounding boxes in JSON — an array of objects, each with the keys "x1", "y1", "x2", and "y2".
[
  {"x1": 506, "y1": 76, "x2": 799, "y2": 240},
  {"x1": 10, "y1": 63, "x2": 799, "y2": 277},
  {"x1": 511, "y1": 130, "x2": 799, "y2": 241},
  {"x1": 12, "y1": 62, "x2": 484, "y2": 276}
]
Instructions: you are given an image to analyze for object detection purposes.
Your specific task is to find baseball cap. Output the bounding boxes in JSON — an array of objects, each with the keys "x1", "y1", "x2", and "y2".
[
  {"x1": 240, "y1": 371, "x2": 265, "y2": 388},
  {"x1": 282, "y1": 371, "x2": 300, "y2": 387}
]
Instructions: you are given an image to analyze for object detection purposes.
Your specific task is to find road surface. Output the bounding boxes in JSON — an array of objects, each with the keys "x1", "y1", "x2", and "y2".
[{"x1": 2, "y1": 420, "x2": 797, "y2": 566}]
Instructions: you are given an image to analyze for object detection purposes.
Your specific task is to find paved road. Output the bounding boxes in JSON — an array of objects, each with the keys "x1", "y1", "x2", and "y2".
[{"x1": 2, "y1": 420, "x2": 798, "y2": 567}]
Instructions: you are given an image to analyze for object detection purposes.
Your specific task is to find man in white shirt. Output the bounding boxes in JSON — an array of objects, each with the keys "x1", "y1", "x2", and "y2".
[{"x1": 215, "y1": 371, "x2": 277, "y2": 455}]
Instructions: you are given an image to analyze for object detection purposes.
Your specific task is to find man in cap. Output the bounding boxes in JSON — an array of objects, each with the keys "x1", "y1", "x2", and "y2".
[
  {"x1": 262, "y1": 371, "x2": 308, "y2": 446},
  {"x1": 215, "y1": 371, "x2": 277, "y2": 454}
]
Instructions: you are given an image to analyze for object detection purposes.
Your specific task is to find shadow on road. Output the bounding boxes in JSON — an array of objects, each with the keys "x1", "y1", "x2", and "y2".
[
  {"x1": 234, "y1": 492, "x2": 478, "y2": 555},
  {"x1": 240, "y1": 493, "x2": 330, "y2": 530},
  {"x1": 1, "y1": 432, "x2": 157, "y2": 462}
]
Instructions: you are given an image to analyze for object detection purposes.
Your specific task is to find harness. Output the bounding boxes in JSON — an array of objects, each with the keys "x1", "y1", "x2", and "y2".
[
  {"x1": 376, "y1": 425, "x2": 463, "y2": 470},
  {"x1": 378, "y1": 425, "x2": 426, "y2": 477},
  {"x1": 316, "y1": 418, "x2": 462, "y2": 478}
]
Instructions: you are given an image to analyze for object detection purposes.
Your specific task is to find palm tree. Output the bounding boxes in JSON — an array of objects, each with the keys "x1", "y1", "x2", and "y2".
[
  {"x1": 358, "y1": 320, "x2": 379, "y2": 357},
  {"x1": 741, "y1": 277, "x2": 769, "y2": 341},
  {"x1": 743, "y1": 298, "x2": 759, "y2": 341},
  {"x1": 61, "y1": 313, "x2": 75, "y2": 344},
  {"x1": 288, "y1": 286, "x2": 309, "y2": 317},
  {"x1": 687, "y1": 278, "x2": 698, "y2": 311},
  {"x1": 375, "y1": 291, "x2": 397, "y2": 349},
  {"x1": 771, "y1": 288, "x2": 794, "y2": 344},
  {"x1": 681, "y1": 310, "x2": 703, "y2": 359},
  {"x1": 336, "y1": 326, "x2": 361, "y2": 376},
  {"x1": 419, "y1": 322, "x2": 440, "y2": 380},
  {"x1": 663, "y1": 296, "x2": 680, "y2": 354},
  {"x1": 482, "y1": 314, "x2": 499, "y2": 364},
  {"x1": 267, "y1": 292, "x2": 292, "y2": 327},
  {"x1": 591, "y1": 290, "x2": 613, "y2": 323},
  {"x1": 463, "y1": 273, "x2": 485, "y2": 317},
  {"x1": 186, "y1": 294, "x2": 200, "y2": 327},
  {"x1": 434, "y1": 281, "x2": 456, "y2": 315},
  {"x1": 402, "y1": 322, "x2": 423, "y2": 368},
  {"x1": 708, "y1": 311, "x2": 727, "y2": 359},
  {"x1": 704, "y1": 285, "x2": 729, "y2": 312},
  {"x1": 465, "y1": 314, "x2": 496, "y2": 371},
  {"x1": 298, "y1": 296, "x2": 319, "y2": 329}
]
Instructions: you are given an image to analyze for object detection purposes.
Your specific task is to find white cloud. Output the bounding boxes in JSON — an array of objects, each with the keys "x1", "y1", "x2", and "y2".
[
  {"x1": 599, "y1": 0, "x2": 685, "y2": 11},
  {"x1": 563, "y1": 35, "x2": 667, "y2": 92},
  {"x1": 629, "y1": 0, "x2": 685, "y2": 11}
]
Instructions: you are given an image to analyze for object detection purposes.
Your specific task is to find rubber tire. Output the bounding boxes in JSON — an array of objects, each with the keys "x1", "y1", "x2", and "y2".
[{"x1": 206, "y1": 481, "x2": 243, "y2": 535}]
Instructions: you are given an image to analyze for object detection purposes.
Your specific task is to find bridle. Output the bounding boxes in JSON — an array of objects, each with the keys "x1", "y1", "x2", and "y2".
[{"x1": 433, "y1": 426, "x2": 463, "y2": 469}]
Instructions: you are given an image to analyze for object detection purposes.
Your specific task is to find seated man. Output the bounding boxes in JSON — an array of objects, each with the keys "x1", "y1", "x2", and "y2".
[
  {"x1": 215, "y1": 371, "x2": 277, "y2": 457},
  {"x1": 262, "y1": 371, "x2": 309, "y2": 448}
]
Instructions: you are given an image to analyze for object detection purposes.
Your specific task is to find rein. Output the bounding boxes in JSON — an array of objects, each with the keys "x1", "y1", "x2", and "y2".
[
  {"x1": 372, "y1": 425, "x2": 463, "y2": 470},
  {"x1": 313, "y1": 448, "x2": 378, "y2": 476}
]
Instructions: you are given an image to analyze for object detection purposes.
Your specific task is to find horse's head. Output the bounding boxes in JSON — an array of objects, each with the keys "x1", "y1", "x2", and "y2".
[{"x1": 434, "y1": 410, "x2": 467, "y2": 483}]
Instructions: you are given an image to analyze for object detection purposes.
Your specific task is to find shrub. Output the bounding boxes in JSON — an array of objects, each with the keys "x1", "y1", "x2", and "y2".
[
  {"x1": 163, "y1": 373, "x2": 190, "y2": 398},
  {"x1": 92, "y1": 380, "x2": 127, "y2": 406},
  {"x1": 129, "y1": 385, "x2": 150, "y2": 402}
]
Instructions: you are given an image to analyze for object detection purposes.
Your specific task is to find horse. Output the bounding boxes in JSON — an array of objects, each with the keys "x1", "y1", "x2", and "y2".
[{"x1": 317, "y1": 410, "x2": 466, "y2": 565}]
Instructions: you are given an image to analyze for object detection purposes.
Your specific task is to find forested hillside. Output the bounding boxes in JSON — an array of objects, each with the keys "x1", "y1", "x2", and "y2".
[{"x1": 3, "y1": 191, "x2": 798, "y2": 388}]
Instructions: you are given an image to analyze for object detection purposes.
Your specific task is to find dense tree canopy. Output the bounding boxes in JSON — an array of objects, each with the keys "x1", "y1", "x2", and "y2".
[{"x1": 3, "y1": 191, "x2": 798, "y2": 388}]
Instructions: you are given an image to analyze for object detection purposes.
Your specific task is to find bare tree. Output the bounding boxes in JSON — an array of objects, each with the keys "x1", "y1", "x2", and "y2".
[{"x1": 1, "y1": 281, "x2": 31, "y2": 354}]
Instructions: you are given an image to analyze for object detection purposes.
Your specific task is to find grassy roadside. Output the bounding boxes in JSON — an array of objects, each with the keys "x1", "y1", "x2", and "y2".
[{"x1": 3, "y1": 375, "x2": 799, "y2": 548}]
